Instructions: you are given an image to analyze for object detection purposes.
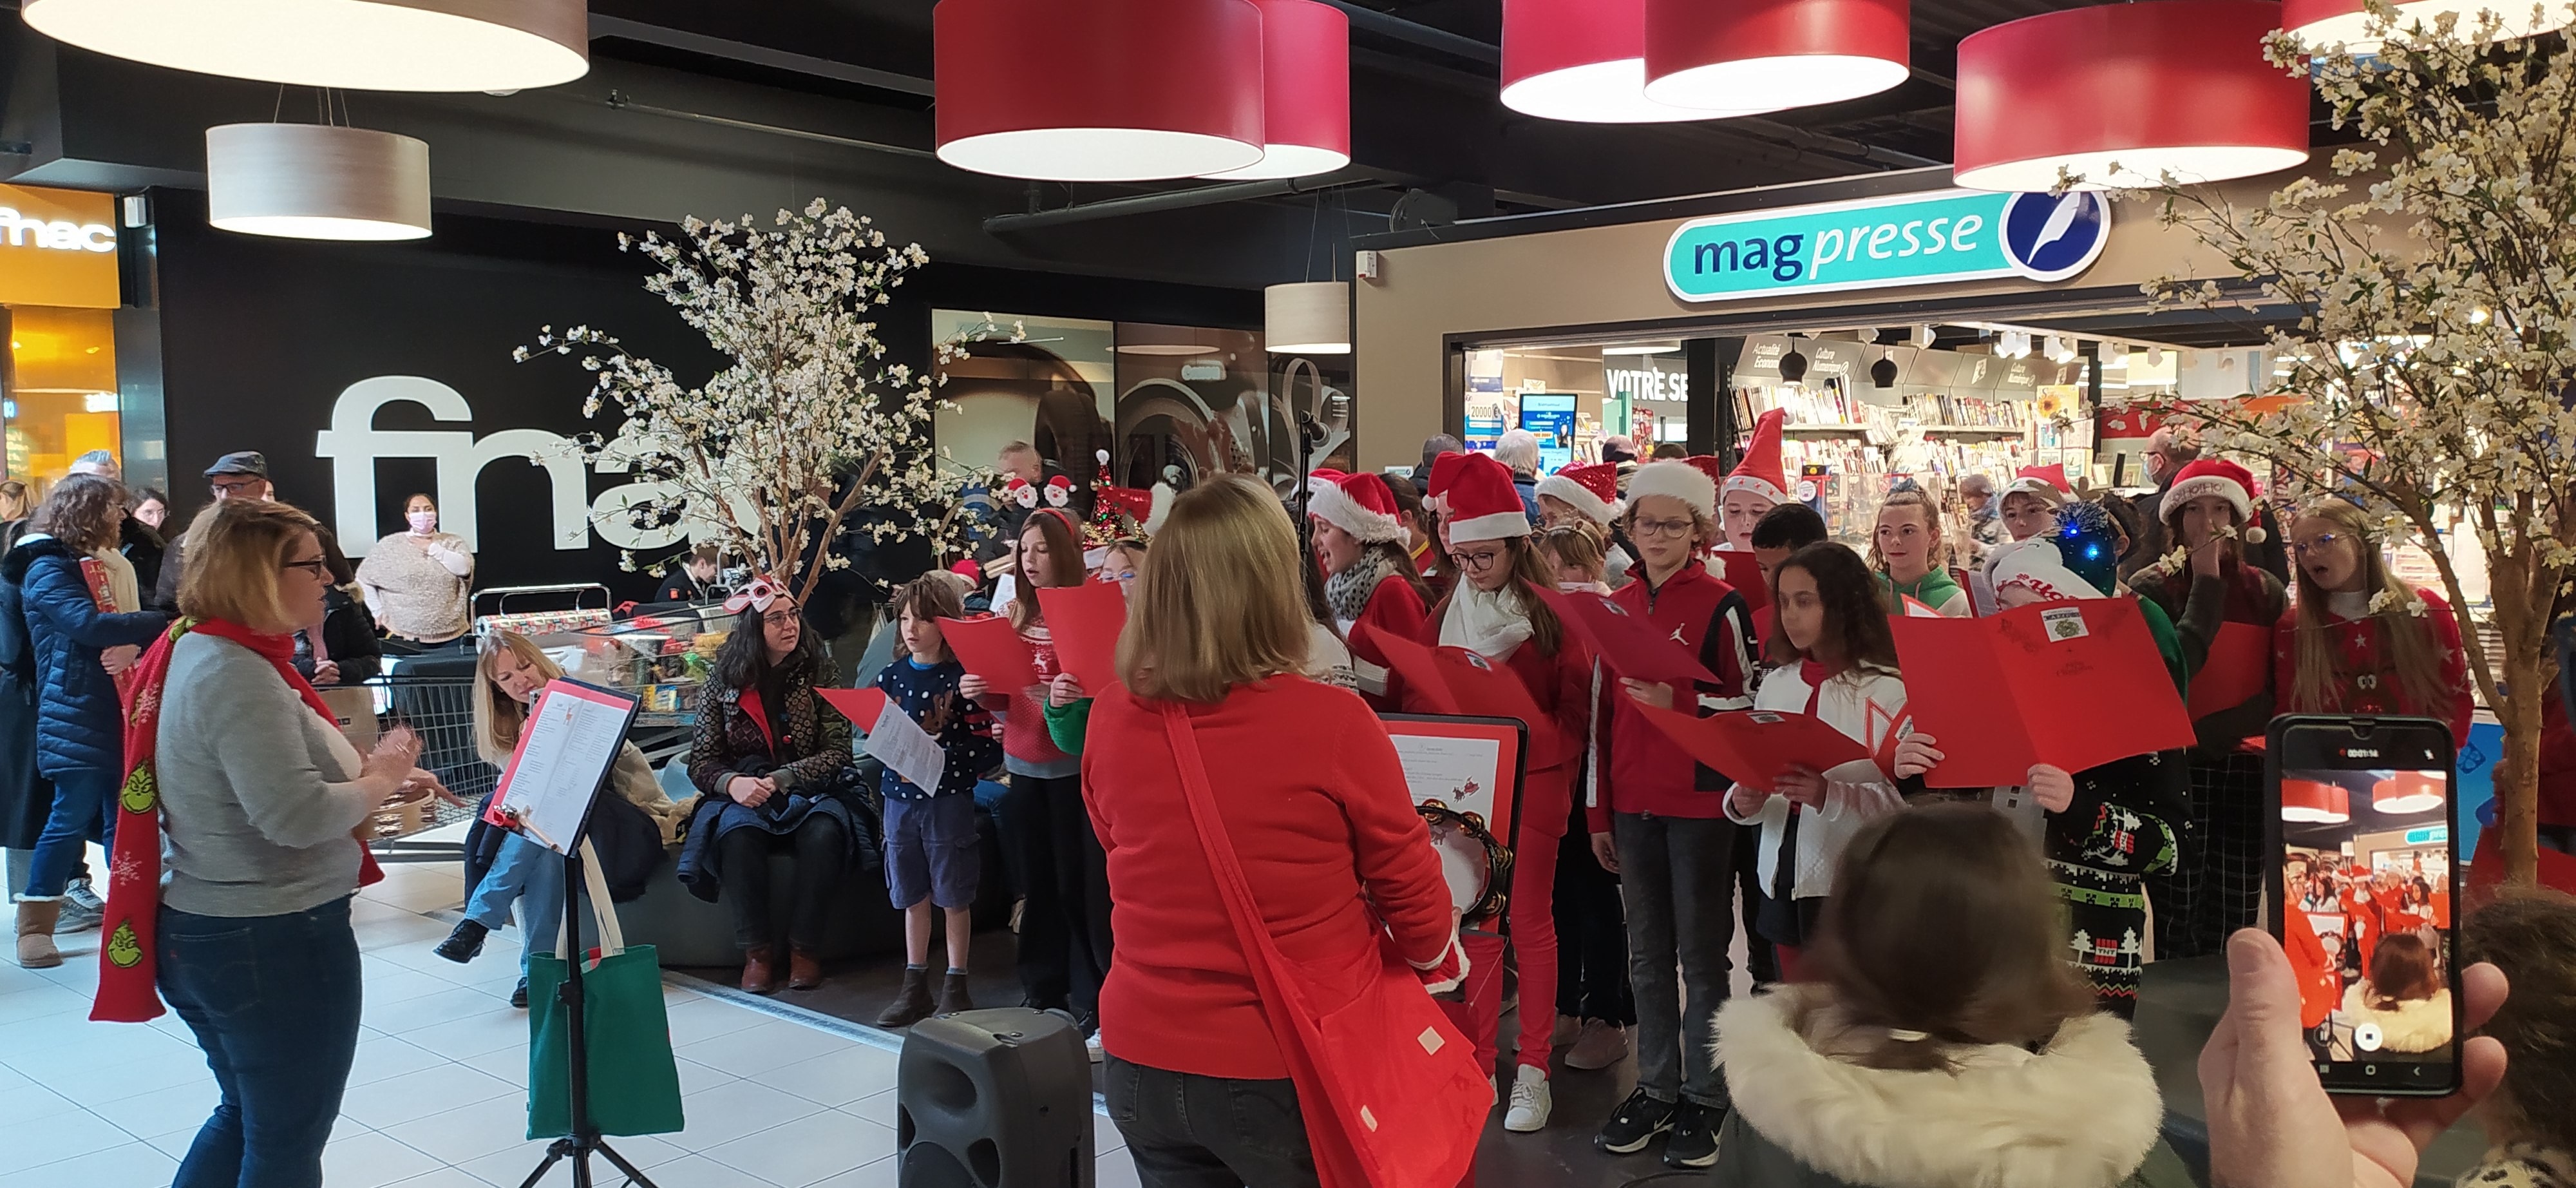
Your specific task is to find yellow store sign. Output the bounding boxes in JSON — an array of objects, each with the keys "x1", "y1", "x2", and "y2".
[{"x1": 0, "y1": 184, "x2": 120, "y2": 309}]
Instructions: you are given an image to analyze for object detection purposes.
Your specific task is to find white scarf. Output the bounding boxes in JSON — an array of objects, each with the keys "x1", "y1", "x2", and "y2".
[{"x1": 1441, "y1": 582, "x2": 1535, "y2": 661}]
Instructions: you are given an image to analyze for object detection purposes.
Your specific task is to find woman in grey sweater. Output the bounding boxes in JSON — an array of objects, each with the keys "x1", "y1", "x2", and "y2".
[{"x1": 105, "y1": 499, "x2": 440, "y2": 1188}]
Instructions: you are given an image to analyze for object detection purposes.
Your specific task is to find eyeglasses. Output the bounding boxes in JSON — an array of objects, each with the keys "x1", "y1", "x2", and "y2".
[
  {"x1": 1448, "y1": 547, "x2": 1506, "y2": 573},
  {"x1": 2291, "y1": 533, "x2": 2347, "y2": 556},
  {"x1": 209, "y1": 477, "x2": 265, "y2": 496},
  {"x1": 1631, "y1": 517, "x2": 1695, "y2": 539},
  {"x1": 281, "y1": 557, "x2": 330, "y2": 579},
  {"x1": 761, "y1": 610, "x2": 800, "y2": 627}
]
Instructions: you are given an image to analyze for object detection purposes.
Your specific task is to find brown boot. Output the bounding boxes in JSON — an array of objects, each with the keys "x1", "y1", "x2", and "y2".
[
  {"x1": 874, "y1": 966, "x2": 934, "y2": 1027},
  {"x1": 936, "y1": 970, "x2": 975, "y2": 1017},
  {"x1": 740, "y1": 946, "x2": 782, "y2": 995},
  {"x1": 15, "y1": 901, "x2": 62, "y2": 970},
  {"x1": 788, "y1": 946, "x2": 824, "y2": 991}
]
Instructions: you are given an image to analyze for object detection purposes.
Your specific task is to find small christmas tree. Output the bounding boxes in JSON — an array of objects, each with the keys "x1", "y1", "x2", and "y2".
[{"x1": 1088, "y1": 449, "x2": 1123, "y2": 545}]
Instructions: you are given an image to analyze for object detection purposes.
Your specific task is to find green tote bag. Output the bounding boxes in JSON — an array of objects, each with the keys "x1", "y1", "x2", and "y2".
[{"x1": 526, "y1": 839, "x2": 687, "y2": 1138}]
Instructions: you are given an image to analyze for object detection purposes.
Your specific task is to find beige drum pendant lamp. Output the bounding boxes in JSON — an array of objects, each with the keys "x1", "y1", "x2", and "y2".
[
  {"x1": 207, "y1": 123, "x2": 432, "y2": 241},
  {"x1": 1265, "y1": 282, "x2": 1351, "y2": 356},
  {"x1": 21, "y1": 0, "x2": 587, "y2": 91}
]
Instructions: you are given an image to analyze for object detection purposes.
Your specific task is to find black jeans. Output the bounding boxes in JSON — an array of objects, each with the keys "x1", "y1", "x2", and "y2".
[
  {"x1": 1552, "y1": 810, "x2": 1634, "y2": 1026},
  {"x1": 157, "y1": 896, "x2": 364, "y2": 1188},
  {"x1": 1613, "y1": 811, "x2": 1738, "y2": 1109},
  {"x1": 1734, "y1": 822, "x2": 1780, "y2": 986},
  {"x1": 716, "y1": 814, "x2": 850, "y2": 951},
  {"x1": 1004, "y1": 772, "x2": 1113, "y2": 1015},
  {"x1": 1105, "y1": 1056, "x2": 1318, "y2": 1188}
]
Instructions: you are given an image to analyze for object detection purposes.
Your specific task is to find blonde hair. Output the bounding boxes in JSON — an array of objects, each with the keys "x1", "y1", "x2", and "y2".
[
  {"x1": 2287, "y1": 498, "x2": 2454, "y2": 717},
  {"x1": 1867, "y1": 488, "x2": 1949, "y2": 575},
  {"x1": 473, "y1": 631, "x2": 567, "y2": 765},
  {"x1": 178, "y1": 499, "x2": 320, "y2": 633},
  {"x1": 1117, "y1": 474, "x2": 1309, "y2": 704},
  {"x1": 0, "y1": 480, "x2": 28, "y2": 522},
  {"x1": 1540, "y1": 522, "x2": 1609, "y2": 582}
]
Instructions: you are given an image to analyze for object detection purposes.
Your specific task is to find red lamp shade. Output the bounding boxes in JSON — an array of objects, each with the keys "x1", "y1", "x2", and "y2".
[
  {"x1": 1953, "y1": 0, "x2": 2310, "y2": 191},
  {"x1": 1204, "y1": 0, "x2": 1350, "y2": 178},
  {"x1": 935, "y1": 0, "x2": 1265, "y2": 182},
  {"x1": 1502, "y1": 0, "x2": 1748, "y2": 122},
  {"x1": 2283, "y1": 779, "x2": 2352, "y2": 824},
  {"x1": 2372, "y1": 772, "x2": 2445, "y2": 815},
  {"x1": 1642, "y1": 0, "x2": 1911, "y2": 113},
  {"x1": 2282, "y1": 0, "x2": 2568, "y2": 48}
]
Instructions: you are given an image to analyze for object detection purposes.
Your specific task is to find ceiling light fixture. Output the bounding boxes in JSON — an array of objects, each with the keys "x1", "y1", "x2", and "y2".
[
  {"x1": 1202, "y1": 0, "x2": 1350, "y2": 178},
  {"x1": 1871, "y1": 350, "x2": 1899, "y2": 388},
  {"x1": 2282, "y1": 0, "x2": 2568, "y2": 49},
  {"x1": 2371, "y1": 773, "x2": 2444, "y2": 815},
  {"x1": 205, "y1": 122, "x2": 431, "y2": 241},
  {"x1": 1501, "y1": 0, "x2": 1756, "y2": 122},
  {"x1": 1266, "y1": 280, "x2": 1350, "y2": 354},
  {"x1": 1643, "y1": 0, "x2": 1910, "y2": 114},
  {"x1": 1600, "y1": 341, "x2": 1685, "y2": 356},
  {"x1": 21, "y1": 0, "x2": 586, "y2": 91},
  {"x1": 936, "y1": 0, "x2": 1265, "y2": 182},
  {"x1": 1779, "y1": 344, "x2": 1810, "y2": 382},
  {"x1": 1911, "y1": 324, "x2": 1937, "y2": 349},
  {"x1": 2282, "y1": 780, "x2": 2352, "y2": 824},
  {"x1": 1952, "y1": 0, "x2": 2309, "y2": 191}
]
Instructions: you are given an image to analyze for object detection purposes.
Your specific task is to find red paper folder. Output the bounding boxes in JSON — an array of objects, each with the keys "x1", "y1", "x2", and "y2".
[
  {"x1": 2188, "y1": 621, "x2": 2271, "y2": 720},
  {"x1": 936, "y1": 615, "x2": 1041, "y2": 692},
  {"x1": 815, "y1": 687, "x2": 891, "y2": 729},
  {"x1": 1036, "y1": 581, "x2": 1128, "y2": 694},
  {"x1": 1710, "y1": 550, "x2": 1770, "y2": 610},
  {"x1": 1541, "y1": 588, "x2": 1719, "y2": 688},
  {"x1": 1891, "y1": 598, "x2": 2195, "y2": 787},
  {"x1": 1360, "y1": 624, "x2": 1564, "y2": 761},
  {"x1": 1637, "y1": 704, "x2": 1870, "y2": 790}
]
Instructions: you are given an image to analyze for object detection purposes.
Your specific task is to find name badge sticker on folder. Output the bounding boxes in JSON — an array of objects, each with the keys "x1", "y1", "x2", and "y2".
[{"x1": 2040, "y1": 606, "x2": 2090, "y2": 642}]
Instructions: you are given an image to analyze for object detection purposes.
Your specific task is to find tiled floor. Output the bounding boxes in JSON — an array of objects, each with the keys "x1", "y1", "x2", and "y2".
[{"x1": 0, "y1": 857, "x2": 1141, "y2": 1188}]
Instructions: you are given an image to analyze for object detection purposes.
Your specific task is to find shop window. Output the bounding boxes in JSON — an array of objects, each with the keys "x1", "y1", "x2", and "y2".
[{"x1": 2, "y1": 305, "x2": 120, "y2": 488}]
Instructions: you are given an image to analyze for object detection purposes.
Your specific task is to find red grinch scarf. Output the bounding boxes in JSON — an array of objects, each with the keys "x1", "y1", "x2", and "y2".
[{"x1": 91, "y1": 618, "x2": 385, "y2": 1022}]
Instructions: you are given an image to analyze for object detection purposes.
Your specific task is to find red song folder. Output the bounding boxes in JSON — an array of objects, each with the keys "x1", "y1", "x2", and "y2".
[
  {"x1": 1636, "y1": 705, "x2": 1870, "y2": 791},
  {"x1": 1360, "y1": 624, "x2": 1563, "y2": 761},
  {"x1": 1890, "y1": 598, "x2": 2195, "y2": 787},
  {"x1": 2188, "y1": 621, "x2": 2271, "y2": 721},
  {"x1": 936, "y1": 615, "x2": 1041, "y2": 692},
  {"x1": 1541, "y1": 588, "x2": 1719, "y2": 688},
  {"x1": 815, "y1": 687, "x2": 891, "y2": 728},
  {"x1": 1036, "y1": 581, "x2": 1128, "y2": 694},
  {"x1": 1711, "y1": 550, "x2": 1770, "y2": 611}
]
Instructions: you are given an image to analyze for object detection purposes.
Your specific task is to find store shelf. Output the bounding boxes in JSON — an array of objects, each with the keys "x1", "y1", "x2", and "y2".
[
  {"x1": 1921, "y1": 424, "x2": 2031, "y2": 434},
  {"x1": 1782, "y1": 423, "x2": 1870, "y2": 433}
]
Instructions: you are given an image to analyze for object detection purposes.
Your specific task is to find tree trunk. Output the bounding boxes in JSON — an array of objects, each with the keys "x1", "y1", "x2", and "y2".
[{"x1": 2488, "y1": 555, "x2": 2545, "y2": 887}]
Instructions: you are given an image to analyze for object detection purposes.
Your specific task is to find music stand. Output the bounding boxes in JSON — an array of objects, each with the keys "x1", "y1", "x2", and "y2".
[{"x1": 485, "y1": 680, "x2": 656, "y2": 1188}]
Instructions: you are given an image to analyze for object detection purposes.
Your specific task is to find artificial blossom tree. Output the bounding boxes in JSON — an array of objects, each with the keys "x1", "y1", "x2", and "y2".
[
  {"x1": 2131, "y1": 2, "x2": 2576, "y2": 886},
  {"x1": 517, "y1": 199, "x2": 1008, "y2": 604}
]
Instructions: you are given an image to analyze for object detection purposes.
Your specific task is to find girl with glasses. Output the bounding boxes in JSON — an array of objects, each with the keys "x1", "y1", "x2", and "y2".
[{"x1": 2273, "y1": 497, "x2": 2472, "y2": 744}]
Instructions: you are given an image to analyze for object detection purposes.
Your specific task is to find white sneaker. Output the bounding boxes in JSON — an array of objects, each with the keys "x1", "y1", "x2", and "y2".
[
  {"x1": 1564, "y1": 1020, "x2": 1631, "y2": 1071},
  {"x1": 1503, "y1": 1065, "x2": 1551, "y2": 1133},
  {"x1": 1084, "y1": 1030, "x2": 1103, "y2": 1064}
]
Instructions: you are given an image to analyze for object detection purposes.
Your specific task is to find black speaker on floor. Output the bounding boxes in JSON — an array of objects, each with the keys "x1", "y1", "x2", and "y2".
[{"x1": 898, "y1": 1008, "x2": 1095, "y2": 1188}]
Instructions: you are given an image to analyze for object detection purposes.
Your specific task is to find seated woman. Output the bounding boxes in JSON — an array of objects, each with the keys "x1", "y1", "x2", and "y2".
[
  {"x1": 681, "y1": 582, "x2": 858, "y2": 993},
  {"x1": 2338, "y1": 932, "x2": 2452, "y2": 1056},
  {"x1": 433, "y1": 631, "x2": 694, "y2": 1005},
  {"x1": 1712, "y1": 803, "x2": 2190, "y2": 1188}
]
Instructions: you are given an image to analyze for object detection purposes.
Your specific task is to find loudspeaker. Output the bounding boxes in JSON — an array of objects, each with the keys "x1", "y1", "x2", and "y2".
[{"x1": 898, "y1": 1008, "x2": 1095, "y2": 1188}]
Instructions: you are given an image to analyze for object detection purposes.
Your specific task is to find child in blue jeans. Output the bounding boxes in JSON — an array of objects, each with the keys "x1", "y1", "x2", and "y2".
[{"x1": 873, "y1": 575, "x2": 1000, "y2": 1026}]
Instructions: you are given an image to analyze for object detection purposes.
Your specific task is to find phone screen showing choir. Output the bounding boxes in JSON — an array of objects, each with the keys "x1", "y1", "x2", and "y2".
[{"x1": 2280, "y1": 767, "x2": 2455, "y2": 1066}]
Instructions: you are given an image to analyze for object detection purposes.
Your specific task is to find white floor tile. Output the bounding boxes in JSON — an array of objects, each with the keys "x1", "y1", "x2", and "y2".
[
  {"x1": 365, "y1": 968, "x2": 470, "y2": 1008},
  {"x1": 448, "y1": 1138, "x2": 562, "y2": 1187},
  {"x1": 43, "y1": 1048, "x2": 212, "y2": 1109},
  {"x1": 346, "y1": 1036, "x2": 451, "y2": 1089},
  {"x1": 3, "y1": 1024, "x2": 196, "y2": 1085},
  {"x1": 701, "y1": 1115, "x2": 898, "y2": 1188},
  {"x1": 0, "y1": 1080, "x2": 85, "y2": 1126},
  {"x1": 401, "y1": 1006, "x2": 529, "y2": 1059},
  {"x1": 352, "y1": 914, "x2": 456, "y2": 953},
  {"x1": 844, "y1": 1089, "x2": 896, "y2": 1130},
  {"x1": 0, "y1": 982, "x2": 90, "y2": 1026},
  {"x1": 605, "y1": 1132, "x2": 694, "y2": 1170},
  {"x1": 337, "y1": 1064, "x2": 516, "y2": 1131},
  {"x1": 379, "y1": 1093, "x2": 540, "y2": 1167},
  {"x1": 674, "y1": 1057, "x2": 740, "y2": 1098},
  {"x1": 0, "y1": 1139, "x2": 178, "y2": 1188},
  {"x1": 321, "y1": 1129, "x2": 446, "y2": 1188},
  {"x1": 384, "y1": 1168, "x2": 491, "y2": 1188},
  {"x1": 663, "y1": 997, "x2": 772, "y2": 1048},
  {"x1": 0, "y1": 1107, "x2": 138, "y2": 1171},
  {"x1": 453, "y1": 1043, "x2": 532, "y2": 1089},
  {"x1": 0, "y1": 961, "x2": 54, "y2": 997},
  {"x1": 365, "y1": 988, "x2": 519, "y2": 1037},
  {"x1": 806, "y1": 1156, "x2": 900, "y2": 1188},
  {"x1": 1096, "y1": 1144, "x2": 1142, "y2": 1188},
  {"x1": 662, "y1": 1082, "x2": 826, "y2": 1153},
  {"x1": 89, "y1": 1077, "x2": 222, "y2": 1140},
  {"x1": 676, "y1": 1019, "x2": 857, "y2": 1078},
  {"x1": 1093, "y1": 1108, "x2": 1128, "y2": 1155},
  {"x1": 629, "y1": 1153, "x2": 779, "y2": 1187},
  {"x1": 757, "y1": 1046, "x2": 900, "y2": 1109}
]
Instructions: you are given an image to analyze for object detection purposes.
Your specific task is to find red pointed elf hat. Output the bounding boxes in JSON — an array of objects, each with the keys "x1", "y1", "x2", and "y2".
[{"x1": 1723, "y1": 408, "x2": 1789, "y2": 506}]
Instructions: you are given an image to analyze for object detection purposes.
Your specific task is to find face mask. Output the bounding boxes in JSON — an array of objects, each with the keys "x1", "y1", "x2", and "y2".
[{"x1": 407, "y1": 512, "x2": 437, "y2": 535}]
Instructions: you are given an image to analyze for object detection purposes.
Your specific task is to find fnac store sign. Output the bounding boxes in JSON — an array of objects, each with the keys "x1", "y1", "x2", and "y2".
[{"x1": 0, "y1": 184, "x2": 118, "y2": 309}]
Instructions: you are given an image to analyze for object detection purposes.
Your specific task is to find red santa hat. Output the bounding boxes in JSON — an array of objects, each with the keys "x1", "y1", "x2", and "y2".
[
  {"x1": 2002, "y1": 464, "x2": 2072, "y2": 508},
  {"x1": 1305, "y1": 467, "x2": 1347, "y2": 496},
  {"x1": 1626, "y1": 458, "x2": 1717, "y2": 519},
  {"x1": 1683, "y1": 455, "x2": 1727, "y2": 493},
  {"x1": 1722, "y1": 408, "x2": 1789, "y2": 506},
  {"x1": 1308, "y1": 471, "x2": 1407, "y2": 544},
  {"x1": 2161, "y1": 458, "x2": 2265, "y2": 541},
  {"x1": 1442, "y1": 453, "x2": 1535, "y2": 544},
  {"x1": 1423, "y1": 450, "x2": 1470, "y2": 514},
  {"x1": 1535, "y1": 461, "x2": 1621, "y2": 526}
]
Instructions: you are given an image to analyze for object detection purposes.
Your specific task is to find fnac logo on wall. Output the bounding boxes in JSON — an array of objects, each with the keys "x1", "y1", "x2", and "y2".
[
  {"x1": 1662, "y1": 188, "x2": 2112, "y2": 303},
  {"x1": 313, "y1": 375, "x2": 714, "y2": 557}
]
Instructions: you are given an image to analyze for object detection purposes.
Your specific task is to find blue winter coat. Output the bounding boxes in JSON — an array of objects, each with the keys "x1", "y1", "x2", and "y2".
[{"x1": 2, "y1": 535, "x2": 169, "y2": 776}]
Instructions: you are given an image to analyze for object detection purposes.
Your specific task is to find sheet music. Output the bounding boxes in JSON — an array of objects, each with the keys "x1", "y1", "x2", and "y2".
[
  {"x1": 865, "y1": 700, "x2": 948, "y2": 796},
  {"x1": 1390, "y1": 733, "x2": 1502, "y2": 824},
  {"x1": 493, "y1": 684, "x2": 635, "y2": 854}
]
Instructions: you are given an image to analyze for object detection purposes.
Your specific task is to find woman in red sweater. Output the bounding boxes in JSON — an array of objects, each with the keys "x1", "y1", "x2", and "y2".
[
  {"x1": 2271, "y1": 497, "x2": 2474, "y2": 745},
  {"x1": 1084, "y1": 475, "x2": 1467, "y2": 1188},
  {"x1": 1412, "y1": 452, "x2": 1593, "y2": 1132},
  {"x1": 1311, "y1": 470, "x2": 1434, "y2": 709}
]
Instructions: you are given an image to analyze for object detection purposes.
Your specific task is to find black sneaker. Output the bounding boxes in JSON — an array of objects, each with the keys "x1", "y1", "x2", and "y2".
[
  {"x1": 434, "y1": 919, "x2": 488, "y2": 964},
  {"x1": 1594, "y1": 1088, "x2": 1675, "y2": 1155},
  {"x1": 1662, "y1": 1100, "x2": 1721, "y2": 1169},
  {"x1": 511, "y1": 977, "x2": 529, "y2": 1009}
]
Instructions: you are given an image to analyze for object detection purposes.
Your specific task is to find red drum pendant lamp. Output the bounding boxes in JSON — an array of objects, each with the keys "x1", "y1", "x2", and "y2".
[
  {"x1": 935, "y1": 0, "x2": 1266, "y2": 182},
  {"x1": 2282, "y1": 779, "x2": 2352, "y2": 825},
  {"x1": 1953, "y1": 0, "x2": 2310, "y2": 191},
  {"x1": 1501, "y1": 0, "x2": 1750, "y2": 122},
  {"x1": 2372, "y1": 772, "x2": 2445, "y2": 815},
  {"x1": 2282, "y1": 0, "x2": 2568, "y2": 48},
  {"x1": 1643, "y1": 0, "x2": 1911, "y2": 114},
  {"x1": 1204, "y1": 0, "x2": 1351, "y2": 178}
]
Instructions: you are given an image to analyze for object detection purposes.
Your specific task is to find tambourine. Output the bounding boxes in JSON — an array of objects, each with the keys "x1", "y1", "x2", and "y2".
[{"x1": 1419, "y1": 803, "x2": 1513, "y2": 923}]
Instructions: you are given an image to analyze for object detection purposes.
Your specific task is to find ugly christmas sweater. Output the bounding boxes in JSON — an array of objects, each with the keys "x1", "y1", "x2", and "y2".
[
  {"x1": 2269, "y1": 586, "x2": 2474, "y2": 747},
  {"x1": 872, "y1": 655, "x2": 1000, "y2": 801}
]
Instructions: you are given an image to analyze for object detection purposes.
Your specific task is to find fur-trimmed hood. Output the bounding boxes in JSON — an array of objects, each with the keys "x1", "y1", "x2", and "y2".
[
  {"x1": 1716, "y1": 987, "x2": 2164, "y2": 1188},
  {"x1": 2340, "y1": 982, "x2": 2453, "y2": 1054}
]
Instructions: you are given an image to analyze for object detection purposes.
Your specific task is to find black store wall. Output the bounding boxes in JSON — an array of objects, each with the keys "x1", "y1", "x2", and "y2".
[{"x1": 148, "y1": 188, "x2": 1259, "y2": 605}]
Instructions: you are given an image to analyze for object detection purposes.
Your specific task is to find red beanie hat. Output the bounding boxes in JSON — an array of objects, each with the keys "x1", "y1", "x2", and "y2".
[
  {"x1": 1443, "y1": 454, "x2": 1534, "y2": 544},
  {"x1": 1723, "y1": 408, "x2": 1789, "y2": 506},
  {"x1": 1309, "y1": 472, "x2": 1406, "y2": 544},
  {"x1": 1535, "y1": 461, "x2": 1621, "y2": 526},
  {"x1": 2161, "y1": 457, "x2": 2267, "y2": 543}
]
